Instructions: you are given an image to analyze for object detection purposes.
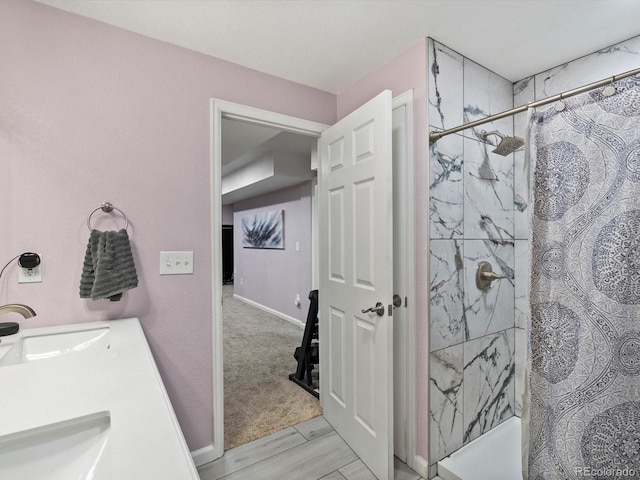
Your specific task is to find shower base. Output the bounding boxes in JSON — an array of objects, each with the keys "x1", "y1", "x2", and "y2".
[{"x1": 438, "y1": 416, "x2": 522, "y2": 480}]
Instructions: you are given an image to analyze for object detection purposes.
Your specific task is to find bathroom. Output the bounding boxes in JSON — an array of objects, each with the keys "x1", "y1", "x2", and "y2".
[{"x1": 2, "y1": 1, "x2": 640, "y2": 479}]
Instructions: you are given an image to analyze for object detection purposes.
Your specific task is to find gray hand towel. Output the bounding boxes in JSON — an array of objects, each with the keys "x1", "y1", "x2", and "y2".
[{"x1": 79, "y1": 229, "x2": 138, "y2": 301}]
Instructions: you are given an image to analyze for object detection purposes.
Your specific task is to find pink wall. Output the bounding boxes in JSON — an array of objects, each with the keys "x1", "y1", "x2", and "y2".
[
  {"x1": 3, "y1": 0, "x2": 430, "y2": 460},
  {"x1": 233, "y1": 182, "x2": 312, "y2": 323},
  {"x1": 0, "y1": 0, "x2": 335, "y2": 451},
  {"x1": 337, "y1": 40, "x2": 430, "y2": 460}
]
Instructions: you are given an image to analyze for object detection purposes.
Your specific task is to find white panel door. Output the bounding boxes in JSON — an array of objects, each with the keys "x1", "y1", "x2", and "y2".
[{"x1": 319, "y1": 90, "x2": 394, "y2": 480}]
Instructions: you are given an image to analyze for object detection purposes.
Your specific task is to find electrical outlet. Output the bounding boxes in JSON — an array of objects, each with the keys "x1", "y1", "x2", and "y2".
[
  {"x1": 160, "y1": 251, "x2": 194, "y2": 275},
  {"x1": 18, "y1": 266, "x2": 42, "y2": 283}
]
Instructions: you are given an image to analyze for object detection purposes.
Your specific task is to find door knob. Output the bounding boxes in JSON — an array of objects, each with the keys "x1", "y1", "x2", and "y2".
[
  {"x1": 476, "y1": 261, "x2": 507, "y2": 291},
  {"x1": 362, "y1": 302, "x2": 385, "y2": 317}
]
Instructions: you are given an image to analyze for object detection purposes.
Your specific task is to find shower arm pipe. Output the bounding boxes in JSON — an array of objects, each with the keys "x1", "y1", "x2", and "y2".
[{"x1": 429, "y1": 66, "x2": 640, "y2": 144}]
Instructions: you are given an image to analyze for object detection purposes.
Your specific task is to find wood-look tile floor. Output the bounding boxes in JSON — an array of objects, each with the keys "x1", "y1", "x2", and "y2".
[{"x1": 198, "y1": 416, "x2": 426, "y2": 480}]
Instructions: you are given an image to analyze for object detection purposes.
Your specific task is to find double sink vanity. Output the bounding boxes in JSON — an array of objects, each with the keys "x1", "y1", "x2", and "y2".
[{"x1": 0, "y1": 316, "x2": 199, "y2": 479}]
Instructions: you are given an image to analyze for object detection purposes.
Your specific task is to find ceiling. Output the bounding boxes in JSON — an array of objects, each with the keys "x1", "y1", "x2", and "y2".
[
  {"x1": 220, "y1": 119, "x2": 316, "y2": 205},
  {"x1": 35, "y1": 0, "x2": 640, "y2": 94}
]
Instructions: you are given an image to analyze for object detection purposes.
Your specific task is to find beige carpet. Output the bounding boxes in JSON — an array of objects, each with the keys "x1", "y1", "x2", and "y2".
[{"x1": 223, "y1": 285, "x2": 322, "y2": 450}]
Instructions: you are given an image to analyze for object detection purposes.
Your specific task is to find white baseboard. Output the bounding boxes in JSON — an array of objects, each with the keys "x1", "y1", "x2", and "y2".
[
  {"x1": 191, "y1": 444, "x2": 216, "y2": 467},
  {"x1": 411, "y1": 454, "x2": 431, "y2": 478},
  {"x1": 233, "y1": 294, "x2": 305, "y2": 328}
]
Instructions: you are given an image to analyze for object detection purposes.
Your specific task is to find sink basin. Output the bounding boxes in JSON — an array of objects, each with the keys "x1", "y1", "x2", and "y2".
[
  {"x1": 0, "y1": 327, "x2": 110, "y2": 367},
  {"x1": 0, "y1": 412, "x2": 110, "y2": 479}
]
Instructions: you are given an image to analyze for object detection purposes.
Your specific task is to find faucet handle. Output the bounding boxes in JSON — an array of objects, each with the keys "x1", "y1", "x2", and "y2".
[{"x1": 475, "y1": 262, "x2": 506, "y2": 291}]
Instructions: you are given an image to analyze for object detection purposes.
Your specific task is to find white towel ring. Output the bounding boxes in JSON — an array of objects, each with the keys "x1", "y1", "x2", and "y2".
[{"x1": 87, "y1": 202, "x2": 129, "y2": 231}]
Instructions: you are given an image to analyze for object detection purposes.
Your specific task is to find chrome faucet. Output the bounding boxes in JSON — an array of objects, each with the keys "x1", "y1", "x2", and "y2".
[{"x1": 0, "y1": 304, "x2": 36, "y2": 318}]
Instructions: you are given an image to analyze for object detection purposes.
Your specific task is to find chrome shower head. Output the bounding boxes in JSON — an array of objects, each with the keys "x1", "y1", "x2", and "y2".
[{"x1": 480, "y1": 130, "x2": 524, "y2": 156}]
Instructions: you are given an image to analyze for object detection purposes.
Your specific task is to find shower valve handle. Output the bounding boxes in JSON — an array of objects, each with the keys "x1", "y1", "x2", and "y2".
[
  {"x1": 476, "y1": 261, "x2": 506, "y2": 291},
  {"x1": 481, "y1": 271, "x2": 506, "y2": 281}
]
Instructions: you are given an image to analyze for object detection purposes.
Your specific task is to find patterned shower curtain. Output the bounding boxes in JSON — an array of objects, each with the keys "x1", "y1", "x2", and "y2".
[{"x1": 527, "y1": 74, "x2": 640, "y2": 480}]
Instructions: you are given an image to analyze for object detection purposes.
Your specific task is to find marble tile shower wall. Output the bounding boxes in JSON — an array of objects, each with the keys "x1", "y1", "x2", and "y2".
[
  {"x1": 428, "y1": 38, "x2": 517, "y2": 469},
  {"x1": 428, "y1": 34, "x2": 640, "y2": 472}
]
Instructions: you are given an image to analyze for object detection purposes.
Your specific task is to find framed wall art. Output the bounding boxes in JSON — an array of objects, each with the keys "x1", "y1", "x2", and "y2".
[{"x1": 241, "y1": 209, "x2": 284, "y2": 249}]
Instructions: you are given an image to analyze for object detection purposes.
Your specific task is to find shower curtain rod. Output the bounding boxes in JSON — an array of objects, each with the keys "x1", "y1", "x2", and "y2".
[{"x1": 429, "y1": 65, "x2": 640, "y2": 143}]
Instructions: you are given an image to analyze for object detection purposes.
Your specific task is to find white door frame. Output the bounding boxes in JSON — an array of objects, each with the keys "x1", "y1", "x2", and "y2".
[
  {"x1": 209, "y1": 99, "x2": 327, "y2": 460},
  {"x1": 391, "y1": 90, "x2": 416, "y2": 466},
  {"x1": 208, "y1": 97, "x2": 416, "y2": 470}
]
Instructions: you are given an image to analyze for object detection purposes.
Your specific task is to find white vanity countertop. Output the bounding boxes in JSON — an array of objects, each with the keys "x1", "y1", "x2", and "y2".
[{"x1": 0, "y1": 317, "x2": 199, "y2": 479}]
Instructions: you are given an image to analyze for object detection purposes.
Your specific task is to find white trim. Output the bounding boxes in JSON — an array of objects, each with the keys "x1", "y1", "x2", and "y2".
[
  {"x1": 191, "y1": 444, "x2": 216, "y2": 467},
  {"x1": 311, "y1": 176, "x2": 319, "y2": 290},
  {"x1": 210, "y1": 99, "x2": 328, "y2": 461},
  {"x1": 392, "y1": 90, "x2": 418, "y2": 472},
  {"x1": 392, "y1": 94, "x2": 408, "y2": 461},
  {"x1": 233, "y1": 294, "x2": 305, "y2": 328},
  {"x1": 216, "y1": 102, "x2": 328, "y2": 138},
  {"x1": 412, "y1": 454, "x2": 431, "y2": 479},
  {"x1": 210, "y1": 99, "x2": 225, "y2": 460}
]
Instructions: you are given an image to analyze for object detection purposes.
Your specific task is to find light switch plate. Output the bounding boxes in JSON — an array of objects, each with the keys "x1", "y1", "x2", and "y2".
[{"x1": 160, "y1": 251, "x2": 194, "y2": 275}]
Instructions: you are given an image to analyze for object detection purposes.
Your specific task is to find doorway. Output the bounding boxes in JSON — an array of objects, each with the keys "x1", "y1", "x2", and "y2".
[
  {"x1": 210, "y1": 94, "x2": 416, "y2": 474},
  {"x1": 219, "y1": 117, "x2": 321, "y2": 449}
]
